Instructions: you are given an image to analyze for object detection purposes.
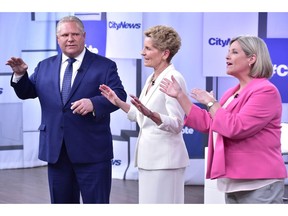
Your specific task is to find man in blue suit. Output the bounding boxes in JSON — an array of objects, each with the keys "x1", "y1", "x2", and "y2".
[{"x1": 6, "y1": 15, "x2": 127, "y2": 204}]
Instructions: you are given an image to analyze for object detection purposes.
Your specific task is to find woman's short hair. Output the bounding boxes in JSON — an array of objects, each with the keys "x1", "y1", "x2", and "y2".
[{"x1": 144, "y1": 25, "x2": 181, "y2": 63}]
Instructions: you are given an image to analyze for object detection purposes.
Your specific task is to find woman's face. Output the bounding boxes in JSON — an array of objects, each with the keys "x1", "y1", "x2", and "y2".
[
  {"x1": 226, "y1": 41, "x2": 251, "y2": 77},
  {"x1": 141, "y1": 37, "x2": 166, "y2": 69}
]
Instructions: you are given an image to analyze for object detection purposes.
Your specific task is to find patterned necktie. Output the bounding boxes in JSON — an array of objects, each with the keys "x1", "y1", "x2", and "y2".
[{"x1": 62, "y1": 58, "x2": 76, "y2": 104}]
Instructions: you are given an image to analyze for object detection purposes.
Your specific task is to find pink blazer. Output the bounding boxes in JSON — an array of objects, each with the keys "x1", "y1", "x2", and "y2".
[{"x1": 185, "y1": 78, "x2": 287, "y2": 179}]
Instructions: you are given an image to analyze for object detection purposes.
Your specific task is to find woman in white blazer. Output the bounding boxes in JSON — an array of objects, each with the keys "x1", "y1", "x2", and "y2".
[{"x1": 99, "y1": 25, "x2": 190, "y2": 203}]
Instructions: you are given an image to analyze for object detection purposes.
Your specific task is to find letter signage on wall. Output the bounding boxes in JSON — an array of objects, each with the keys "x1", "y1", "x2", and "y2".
[
  {"x1": 264, "y1": 38, "x2": 288, "y2": 103},
  {"x1": 203, "y1": 13, "x2": 258, "y2": 77},
  {"x1": 106, "y1": 12, "x2": 142, "y2": 59}
]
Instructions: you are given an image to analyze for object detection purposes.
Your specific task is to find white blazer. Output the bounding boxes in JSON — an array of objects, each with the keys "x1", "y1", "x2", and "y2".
[{"x1": 127, "y1": 64, "x2": 190, "y2": 170}]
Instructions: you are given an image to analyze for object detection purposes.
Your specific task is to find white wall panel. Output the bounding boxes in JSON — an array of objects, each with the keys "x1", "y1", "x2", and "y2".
[{"x1": 203, "y1": 12, "x2": 258, "y2": 77}]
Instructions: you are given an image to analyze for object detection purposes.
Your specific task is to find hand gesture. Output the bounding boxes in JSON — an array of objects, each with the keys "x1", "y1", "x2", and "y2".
[
  {"x1": 159, "y1": 75, "x2": 182, "y2": 99},
  {"x1": 130, "y1": 94, "x2": 151, "y2": 117},
  {"x1": 190, "y1": 89, "x2": 215, "y2": 105},
  {"x1": 71, "y1": 98, "x2": 94, "y2": 116},
  {"x1": 6, "y1": 57, "x2": 28, "y2": 75},
  {"x1": 99, "y1": 84, "x2": 120, "y2": 106}
]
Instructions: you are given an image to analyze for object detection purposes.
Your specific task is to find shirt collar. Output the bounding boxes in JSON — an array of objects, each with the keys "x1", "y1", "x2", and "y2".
[{"x1": 61, "y1": 48, "x2": 86, "y2": 64}]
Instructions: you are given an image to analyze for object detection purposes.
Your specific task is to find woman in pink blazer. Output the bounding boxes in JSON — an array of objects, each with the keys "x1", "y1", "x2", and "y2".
[{"x1": 160, "y1": 35, "x2": 287, "y2": 204}]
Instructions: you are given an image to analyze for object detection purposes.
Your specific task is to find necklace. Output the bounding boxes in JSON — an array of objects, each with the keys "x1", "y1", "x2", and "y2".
[{"x1": 151, "y1": 74, "x2": 156, "y2": 86}]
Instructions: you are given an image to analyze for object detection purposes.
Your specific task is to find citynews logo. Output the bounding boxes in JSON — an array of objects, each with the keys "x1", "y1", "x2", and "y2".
[
  {"x1": 208, "y1": 37, "x2": 230, "y2": 47},
  {"x1": 108, "y1": 21, "x2": 141, "y2": 30},
  {"x1": 0, "y1": 87, "x2": 3, "y2": 95}
]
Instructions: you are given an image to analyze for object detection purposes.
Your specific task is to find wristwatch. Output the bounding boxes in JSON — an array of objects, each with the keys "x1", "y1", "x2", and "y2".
[{"x1": 207, "y1": 100, "x2": 216, "y2": 110}]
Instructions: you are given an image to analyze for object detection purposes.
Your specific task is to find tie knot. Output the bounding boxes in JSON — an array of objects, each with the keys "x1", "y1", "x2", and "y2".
[{"x1": 68, "y1": 58, "x2": 76, "y2": 64}]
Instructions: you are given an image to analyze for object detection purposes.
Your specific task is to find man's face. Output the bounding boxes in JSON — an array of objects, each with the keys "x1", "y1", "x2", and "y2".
[{"x1": 57, "y1": 21, "x2": 86, "y2": 58}]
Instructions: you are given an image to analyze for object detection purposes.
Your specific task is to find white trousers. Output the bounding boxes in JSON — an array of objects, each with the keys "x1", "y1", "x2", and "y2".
[{"x1": 138, "y1": 167, "x2": 186, "y2": 204}]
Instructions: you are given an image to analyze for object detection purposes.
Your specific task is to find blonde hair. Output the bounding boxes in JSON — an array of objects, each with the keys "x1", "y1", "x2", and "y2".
[
  {"x1": 230, "y1": 35, "x2": 273, "y2": 78},
  {"x1": 144, "y1": 25, "x2": 181, "y2": 63}
]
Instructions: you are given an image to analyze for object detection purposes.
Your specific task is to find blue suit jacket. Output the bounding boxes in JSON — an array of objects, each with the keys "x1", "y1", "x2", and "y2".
[{"x1": 11, "y1": 49, "x2": 127, "y2": 164}]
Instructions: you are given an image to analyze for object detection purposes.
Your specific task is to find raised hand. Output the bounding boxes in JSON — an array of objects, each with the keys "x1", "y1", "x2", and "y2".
[
  {"x1": 99, "y1": 84, "x2": 120, "y2": 106},
  {"x1": 190, "y1": 89, "x2": 215, "y2": 105},
  {"x1": 6, "y1": 57, "x2": 28, "y2": 75},
  {"x1": 159, "y1": 75, "x2": 182, "y2": 99}
]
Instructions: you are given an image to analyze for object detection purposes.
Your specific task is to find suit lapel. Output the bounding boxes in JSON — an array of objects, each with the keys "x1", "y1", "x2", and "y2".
[
  {"x1": 140, "y1": 65, "x2": 172, "y2": 105},
  {"x1": 53, "y1": 55, "x2": 63, "y2": 105},
  {"x1": 222, "y1": 78, "x2": 261, "y2": 111},
  {"x1": 64, "y1": 49, "x2": 93, "y2": 105},
  {"x1": 220, "y1": 85, "x2": 239, "y2": 110}
]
